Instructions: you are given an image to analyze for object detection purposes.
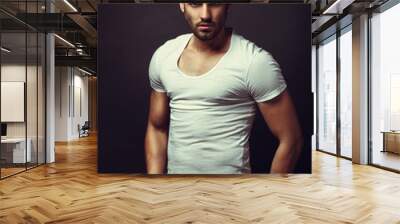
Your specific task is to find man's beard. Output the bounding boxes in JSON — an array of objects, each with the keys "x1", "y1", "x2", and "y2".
[{"x1": 192, "y1": 24, "x2": 223, "y2": 41}]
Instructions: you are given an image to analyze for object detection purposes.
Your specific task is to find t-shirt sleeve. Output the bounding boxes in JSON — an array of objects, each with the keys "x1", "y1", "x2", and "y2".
[
  {"x1": 246, "y1": 50, "x2": 287, "y2": 102},
  {"x1": 148, "y1": 48, "x2": 166, "y2": 92}
]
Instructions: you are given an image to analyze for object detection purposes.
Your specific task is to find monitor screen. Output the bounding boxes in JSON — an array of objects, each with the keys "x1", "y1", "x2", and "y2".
[{"x1": 1, "y1": 123, "x2": 7, "y2": 137}]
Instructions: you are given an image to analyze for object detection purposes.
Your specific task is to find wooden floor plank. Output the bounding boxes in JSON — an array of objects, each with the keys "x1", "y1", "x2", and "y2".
[{"x1": 0, "y1": 134, "x2": 399, "y2": 223}]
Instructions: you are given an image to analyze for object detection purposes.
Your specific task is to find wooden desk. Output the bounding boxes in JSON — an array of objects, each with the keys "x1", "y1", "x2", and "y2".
[{"x1": 381, "y1": 131, "x2": 400, "y2": 154}]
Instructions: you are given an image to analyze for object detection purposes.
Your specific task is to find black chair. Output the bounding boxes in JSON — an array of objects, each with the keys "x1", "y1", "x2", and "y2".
[{"x1": 79, "y1": 121, "x2": 90, "y2": 138}]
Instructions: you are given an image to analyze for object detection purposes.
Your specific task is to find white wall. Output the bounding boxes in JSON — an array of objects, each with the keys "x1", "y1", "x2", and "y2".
[
  {"x1": 1, "y1": 65, "x2": 26, "y2": 140},
  {"x1": 1, "y1": 64, "x2": 40, "y2": 137},
  {"x1": 312, "y1": 45, "x2": 317, "y2": 150},
  {"x1": 55, "y1": 66, "x2": 89, "y2": 141},
  {"x1": 72, "y1": 73, "x2": 89, "y2": 138},
  {"x1": 55, "y1": 66, "x2": 70, "y2": 141}
]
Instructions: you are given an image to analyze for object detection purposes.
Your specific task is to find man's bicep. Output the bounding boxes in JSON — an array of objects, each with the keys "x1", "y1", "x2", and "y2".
[
  {"x1": 148, "y1": 90, "x2": 169, "y2": 129},
  {"x1": 256, "y1": 90, "x2": 300, "y2": 140}
]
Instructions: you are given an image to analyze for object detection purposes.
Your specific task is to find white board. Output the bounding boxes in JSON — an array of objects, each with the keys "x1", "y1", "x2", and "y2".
[{"x1": 1, "y1": 82, "x2": 25, "y2": 122}]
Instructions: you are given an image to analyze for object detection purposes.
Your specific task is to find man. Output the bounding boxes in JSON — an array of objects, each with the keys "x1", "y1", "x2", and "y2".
[{"x1": 145, "y1": 3, "x2": 303, "y2": 174}]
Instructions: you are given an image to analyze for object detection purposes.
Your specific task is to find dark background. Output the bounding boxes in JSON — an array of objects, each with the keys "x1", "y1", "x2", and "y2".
[{"x1": 98, "y1": 3, "x2": 312, "y2": 173}]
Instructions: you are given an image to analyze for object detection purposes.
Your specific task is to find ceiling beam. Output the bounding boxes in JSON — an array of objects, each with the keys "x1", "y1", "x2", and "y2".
[{"x1": 55, "y1": 55, "x2": 96, "y2": 72}]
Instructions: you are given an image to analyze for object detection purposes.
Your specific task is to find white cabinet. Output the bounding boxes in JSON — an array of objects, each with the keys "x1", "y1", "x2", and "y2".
[{"x1": 1, "y1": 138, "x2": 32, "y2": 163}]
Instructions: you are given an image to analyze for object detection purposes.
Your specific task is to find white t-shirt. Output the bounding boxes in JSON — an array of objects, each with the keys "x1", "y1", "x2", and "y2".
[{"x1": 149, "y1": 31, "x2": 287, "y2": 174}]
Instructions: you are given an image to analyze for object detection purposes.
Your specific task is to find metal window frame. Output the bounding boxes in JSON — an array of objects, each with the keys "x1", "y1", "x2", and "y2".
[{"x1": 315, "y1": 23, "x2": 353, "y2": 162}]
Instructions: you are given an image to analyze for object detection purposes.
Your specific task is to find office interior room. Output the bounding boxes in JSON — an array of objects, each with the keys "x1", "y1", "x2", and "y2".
[
  {"x1": 0, "y1": 0, "x2": 400, "y2": 223},
  {"x1": 0, "y1": 0, "x2": 97, "y2": 179},
  {"x1": 0, "y1": 9, "x2": 46, "y2": 177},
  {"x1": 314, "y1": 0, "x2": 400, "y2": 172}
]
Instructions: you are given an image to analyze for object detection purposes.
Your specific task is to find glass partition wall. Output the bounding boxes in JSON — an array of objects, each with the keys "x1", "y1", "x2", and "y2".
[
  {"x1": 370, "y1": 2, "x2": 400, "y2": 171},
  {"x1": 317, "y1": 35, "x2": 337, "y2": 155},
  {"x1": 316, "y1": 0, "x2": 400, "y2": 172},
  {"x1": 0, "y1": 30, "x2": 27, "y2": 177},
  {"x1": 0, "y1": 2, "x2": 46, "y2": 179},
  {"x1": 316, "y1": 26, "x2": 353, "y2": 159},
  {"x1": 339, "y1": 27, "x2": 352, "y2": 159}
]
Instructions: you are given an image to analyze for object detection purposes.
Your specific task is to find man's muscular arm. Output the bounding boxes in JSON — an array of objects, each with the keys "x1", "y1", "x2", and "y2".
[
  {"x1": 257, "y1": 90, "x2": 303, "y2": 173},
  {"x1": 144, "y1": 91, "x2": 170, "y2": 174}
]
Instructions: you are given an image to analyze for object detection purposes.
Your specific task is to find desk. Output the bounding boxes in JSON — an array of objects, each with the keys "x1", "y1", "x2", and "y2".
[
  {"x1": 1, "y1": 138, "x2": 31, "y2": 163},
  {"x1": 382, "y1": 131, "x2": 400, "y2": 154}
]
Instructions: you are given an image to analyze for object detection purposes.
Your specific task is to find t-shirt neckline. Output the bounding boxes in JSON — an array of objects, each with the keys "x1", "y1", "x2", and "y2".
[{"x1": 176, "y1": 29, "x2": 235, "y2": 79}]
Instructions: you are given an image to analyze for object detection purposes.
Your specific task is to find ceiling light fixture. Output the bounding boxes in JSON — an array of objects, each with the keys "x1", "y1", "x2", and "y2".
[
  {"x1": 54, "y1": 34, "x2": 75, "y2": 48},
  {"x1": 76, "y1": 48, "x2": 85, "y2": 55},
  {"x1": 63, "y1": 0, "x2": 78, "y2": 12},
  {"x1": 1, "y1": 47, "x2": 11, "y2": 53},
  {"x1": 78, "y1": 67, "x2": 92, "y2": 76},
  {"x1": 322, "y1": 0, "x2": 354, "y2": 15}
]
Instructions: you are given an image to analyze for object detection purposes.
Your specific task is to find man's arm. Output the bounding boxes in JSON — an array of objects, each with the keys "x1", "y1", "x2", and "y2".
[
  {"x1": 144, "y1": 90, "x2": 170, "y2": 174},
  {"x1": 257, "y1": 90, "x2": 303, "y2": 173}
]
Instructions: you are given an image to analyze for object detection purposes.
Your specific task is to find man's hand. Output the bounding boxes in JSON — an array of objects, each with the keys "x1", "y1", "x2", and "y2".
[
  {"x1": 257, "y1": 90, "x2": 303, "y2": 173},
  {"x1": 144, "y1": 91, "x2": 170, "y2": 174}
]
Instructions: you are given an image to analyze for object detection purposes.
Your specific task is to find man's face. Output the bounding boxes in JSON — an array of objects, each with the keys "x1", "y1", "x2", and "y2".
[{"x1": 179, "y1": 3, "x2": 229, "y2": 41}]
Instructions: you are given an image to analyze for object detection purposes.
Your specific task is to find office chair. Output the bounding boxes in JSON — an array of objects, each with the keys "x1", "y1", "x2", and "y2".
[{"x1": 79, "y1": 121, "x2": 90, "y2": 138}]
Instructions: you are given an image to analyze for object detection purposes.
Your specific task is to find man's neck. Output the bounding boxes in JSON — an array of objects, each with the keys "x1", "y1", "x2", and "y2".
[{"x1": 189, "y1": 27, "x2": 232, "y2": 53}]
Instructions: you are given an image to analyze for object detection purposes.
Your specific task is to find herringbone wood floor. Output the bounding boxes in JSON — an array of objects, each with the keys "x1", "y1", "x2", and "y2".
[{"x1": 1, "y1": 134, "x2": 400, "y2": 224}]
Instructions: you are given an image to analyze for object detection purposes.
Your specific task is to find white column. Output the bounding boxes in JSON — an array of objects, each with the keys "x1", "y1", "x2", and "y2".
[
  {"x1": 46, "y1": 1, "x2": 56, "y2": 163},
  {"x1": 352, "y1": 14, "x2": 369, "y2": 164}
]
